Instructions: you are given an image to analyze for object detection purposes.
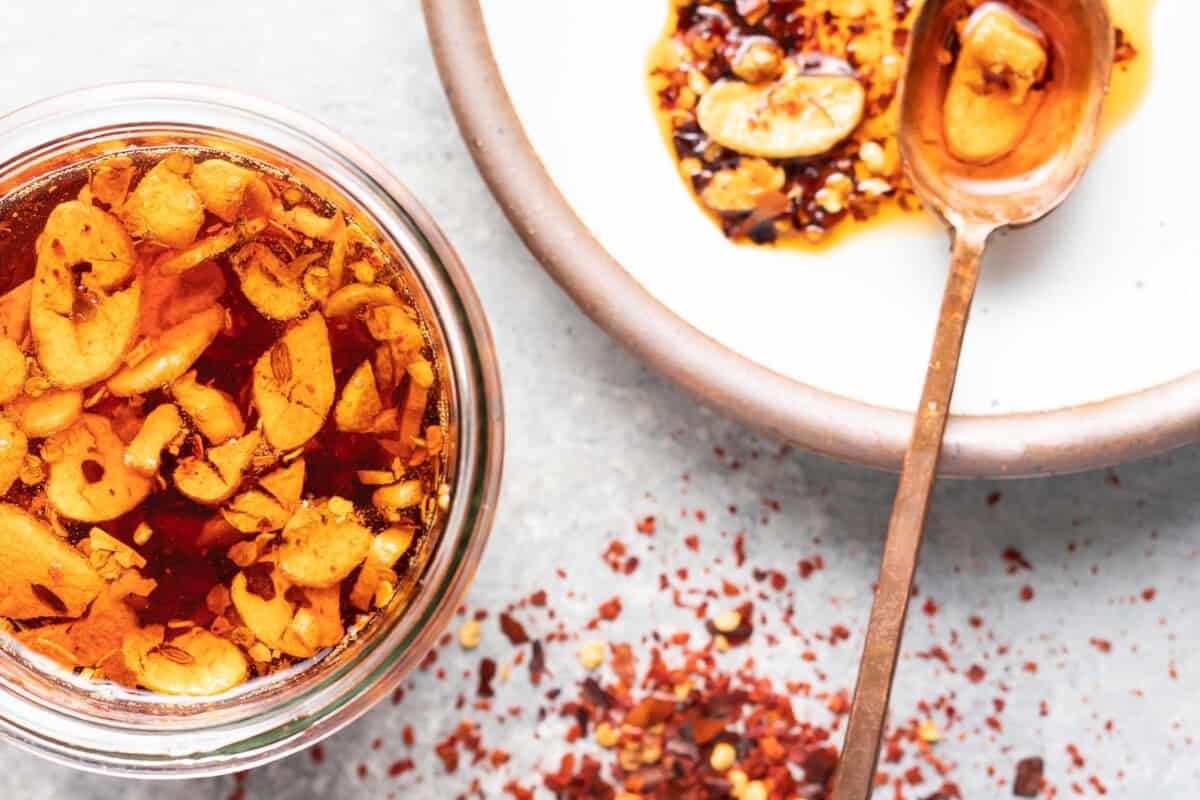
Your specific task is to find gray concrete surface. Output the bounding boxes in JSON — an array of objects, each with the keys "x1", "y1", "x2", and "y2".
[{"x1": 0, "y1": 1, "x2": 1196, "y2": 797}]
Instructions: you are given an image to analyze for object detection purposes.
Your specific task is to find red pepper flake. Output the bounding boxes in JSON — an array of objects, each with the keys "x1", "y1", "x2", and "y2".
[
  {"x1": 944, "y1": 782, "x2": 965, "y2": 799},
  {"x1": 733, "y1": 533, "x2": 746, "y2": 566},
  {"x1": 1114, "y1": 27, "x2": 1140, "y2": 62},
  {"x1": 402, "y1": 726, "x2": 414, "y2": 747},
  {"x1": 388, "y1": 757, "x2": 415, "y2": 777},
  {"x1": 433, "y1": 721, "x2": 487, "y2": 775},
  {"x1": 828, "y1": 687, "x2": 850, "y2": 715},
  {"x1": 965, "y1": 664, "x2": 987, "y2": 684},
  {"x1": 530, "y1": 589, "x2": 548, "y2": 606},
  {"x1": 805, "y1": 746, "x2": 841, "y2": 784},
  {"x1": 543, "y1": 753, "x2": 614, "y2": 799},
  {"x1": 1089, "y1": 775, "x2": 1108, "y2": 795},
  {"x1": 683, "y1": 534, "x2": 700, "y2": 552},
  {"x1": 356, "y1": 763, "x2": 367, "y2": 779},
  {"x1": 624, "y1": 695, "x2": 676, "y2": 728},
  {"x1": 503, "y1": 780, "x2": 536, "y2": 800},
  {"x1": 904, "y1": 765, "x2": 924, "y2": 785},
  {"x1": 985, "y1": 491, "x2": 1002, "y2": 506},
  {"x1": 602, "y1": 540, "x2": 627, "y2": 572},
  {"x1": 1013, "y1": 757, "x2": 1044, "y2": 797},
  {"x1": 669, "y1": 631, "x2": 691, "y2": 646},
  {"x1": 530, "y1": 640, "x2": 548, "y2": 686},
  {"x1": 1067, "y1": 743, "x2": 1085, "y2": 768},
  {"x1": 1002, "y1": 548, "x2": 1033, "y2": 571},
  {"x1": 597, "y1": 596, "x2": 623, "y2": 621},
  {"x1": 1089, "y1": 638, "x2": 1112, "y2": 654},
  {"x1": 968, "y1": 614, "x2": 984, "y2": 628},
  {"x1": 491, "y1": 749, "x2": 511, "y2": 767},
  {"x1": 1142, "y1": 587, "x2": 1157, "y2": 602},
  {"x1": 922, "y1": 597, "x2": 939, "y2": 617},
  {"x1": 918, "y1": 645, "x2": 951, "y2": 664},
  {"x1": 499, "y1": 612, "x2": 530, "y2": 645},
  {"x1": 636, "y1": 516, "x2": 656, "y2": 535},
  {"x1": 309, "y1": 744, "x2": 324, "y2": 763},
  {"x1": 1018, "y1": 585, "x2": 1035, "y2": 602},
  {"x1": 478, "y1": 657, "x2": 497, "y2": 698},
  {"x1": 611, "y1": 642, "x2": 636, "y2": 687},
  {"x1": 829, "y1": 624, "x2": 851, "y2": 644}
]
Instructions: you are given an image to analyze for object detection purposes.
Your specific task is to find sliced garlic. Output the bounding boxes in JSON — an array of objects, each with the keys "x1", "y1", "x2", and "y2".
[{"x1": 697, "y1": 72, "x2": 865, "y2": 159}]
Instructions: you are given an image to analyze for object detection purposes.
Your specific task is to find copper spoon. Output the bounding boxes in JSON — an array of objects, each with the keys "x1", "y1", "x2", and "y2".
[{"x1": 830, "y1": 2, "x2": 1114, "y2": 797}]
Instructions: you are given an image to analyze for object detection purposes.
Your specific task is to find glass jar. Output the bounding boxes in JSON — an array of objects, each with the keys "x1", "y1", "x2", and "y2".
[{"x1": 0, "y1": 83, "x2": 504, "y2": 778}]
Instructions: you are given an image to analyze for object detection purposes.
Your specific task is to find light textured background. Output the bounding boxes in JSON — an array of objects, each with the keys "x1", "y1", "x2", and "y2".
[{"x1": 0, "y1": 1, "x2": 1197, "y2": 798}]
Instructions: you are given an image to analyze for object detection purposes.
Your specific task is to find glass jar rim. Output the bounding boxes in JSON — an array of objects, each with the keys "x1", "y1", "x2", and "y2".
[{"x1": 0, "y1": 82, "x2": 504, "y2": 778}]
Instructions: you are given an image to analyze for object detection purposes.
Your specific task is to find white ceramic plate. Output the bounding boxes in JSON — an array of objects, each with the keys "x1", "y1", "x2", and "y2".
[{"x1": 428, "y1": 0, "x2": 1199, "y2": 476}]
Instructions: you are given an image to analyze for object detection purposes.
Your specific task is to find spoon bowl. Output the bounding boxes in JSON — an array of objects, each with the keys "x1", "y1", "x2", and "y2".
[{"x1": 899, "y1": 0, "x2": 1115, "y2": 232}]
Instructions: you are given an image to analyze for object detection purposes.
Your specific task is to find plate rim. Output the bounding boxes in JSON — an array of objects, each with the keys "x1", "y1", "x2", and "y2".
[{"x1": 422, "y1": 0, "x2": 1200, "y2": 479}]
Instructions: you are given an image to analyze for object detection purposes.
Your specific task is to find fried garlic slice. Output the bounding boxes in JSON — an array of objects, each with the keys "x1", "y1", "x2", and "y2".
[
  {"x1": 697, "y1": 73, "x2": 866, "y2": 159},
  {"x1": 252, "y1": 314, "x2": 335, "y2": 451},
  {"x1": 173, "y1": 429, "x2": 262, "y2": 506},
  {"x1": 124, "y1": 403, "x2": 183, "y2": 477},
  {"x1": 349, "y1": 526, "x2": 415, "y2": 612},
  {"x1": 119, "y1": 161, "x2": 205, "y2": 249},
  {"x1": 88, "y1": 157, "x2": 135, "y2": 211},
  {"x1": 278, "y1": 516, "x2": 372, "y2": 589},
  {"x1": 943, "y1": 4, "x2": 1049, "y2": 164},
  {"x1": 13, "y1": 388, "x2": 83, "y2": 439},
  {"x1": 30, "y1": 202, "x2": 141, "y2": 389},
  {"x1": 0, "y1": 503, "x2": 104, "y2": 619},
  {"x1": 124, "y1": 626, "x2": 249, "y2": 697},
  {"x1": 364, "y1": 305, "x2": 423, "y2": 349},
  {"x1": 190, "y1": 159, "x2": 267, "y2": 223},
  {"x1": 230, "y1": 563, "x2": 293, "y2": 650},
  {"x1": 222, "y1": 458, "x2": 306, "y2": 533},
  {"x1": 334, "y1": 361, "x2": 384, "y2": 433},
  {"x1": 284, "y1": 584, "x2": 343, "y2": 656},
  {"x1": 232, "y1": 557, "x2": 343, "y2": 660},
  {"x1": 323, "y1": 282, "x2": 400, "y2": 318},
  {"x1": 171, "y1": 370, "x2": 244, "y2": 445},
  {"x1": 108, "y1": 305, "x2": 226, "y2": 397},
  {"x1": 45, "y1": 414, "x2": 153, "y2": 523},
  {"x1": 231, "y1": 242, "x2": 313, "y2": 321},
  {"x1": 371, "y1": 480, "x2": 424, "y2": 523}
]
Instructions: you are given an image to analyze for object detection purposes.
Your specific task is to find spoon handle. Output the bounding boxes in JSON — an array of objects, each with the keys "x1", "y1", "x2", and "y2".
[{"x1": 831, "y1": 225, "x2": 988, "y2": 800}]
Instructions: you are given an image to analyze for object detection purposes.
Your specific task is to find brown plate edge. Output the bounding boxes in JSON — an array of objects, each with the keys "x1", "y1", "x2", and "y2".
[{"x1": 422, "y1": 0, "x2": 1200, "y2": 479}]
